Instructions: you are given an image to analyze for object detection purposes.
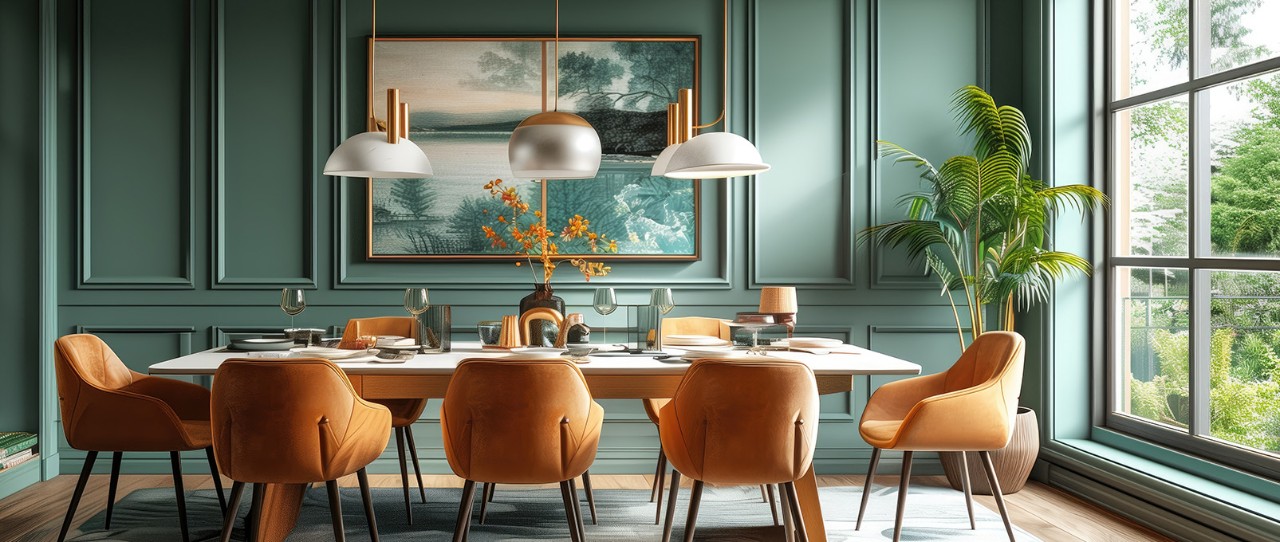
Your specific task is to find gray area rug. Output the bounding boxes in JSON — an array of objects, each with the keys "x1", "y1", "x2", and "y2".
[{"x1": 68, "y1": 484, "x2": 1040, "y2": 541}]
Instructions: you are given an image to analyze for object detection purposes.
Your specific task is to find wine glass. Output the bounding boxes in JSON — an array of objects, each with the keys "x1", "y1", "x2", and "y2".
[
  {"x1": 651, "y1": 288, "x2": 675, "y2": 314},
  {"x1": 593, "y1": 287, "x2": 617, "y2": 344},
  {"x1": 280, "y1": 288, "x2": 306, "y2": 331},
  {"x1": 404, "y1": 288, "x2": 430, "y2": 317}
]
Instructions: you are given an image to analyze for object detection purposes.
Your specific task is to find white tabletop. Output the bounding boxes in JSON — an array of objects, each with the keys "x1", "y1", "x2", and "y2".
[{"x1": 148, "y1": 341, "x2": 921, "y2": 377}]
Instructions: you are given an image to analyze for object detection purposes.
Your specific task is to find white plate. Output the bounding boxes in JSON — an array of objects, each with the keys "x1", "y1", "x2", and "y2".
[
  {"x1": 777, "y1": 337, "x2": 844, "y2": 348},
  {"x1": 506, "y1": 347, "x2": 566, "y2": 359},
  {"x1": 681, "y1": 349, "x2": 754, "y2": 361},
  {"x1": 291, "y1": 347, "x2": 370, "y2": 360},
  {"x1": 326, "y1": 354, "x2": 379, "y2": 363},
  {"x1": 664, "y1": 335, "x2": 731, "y2": 346}
]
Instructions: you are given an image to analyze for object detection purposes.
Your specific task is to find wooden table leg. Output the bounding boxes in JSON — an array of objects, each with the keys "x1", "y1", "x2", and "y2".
[
  {"x1": 794, "y1": 465, "x2": 827, "y2": 542},
  {"x1": 253, "y1": 483, "x2": 307, "y2": 542}
]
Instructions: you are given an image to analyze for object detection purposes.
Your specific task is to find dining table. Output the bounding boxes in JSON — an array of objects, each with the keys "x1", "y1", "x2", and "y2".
[{"x1": 149, "y1": 341, "x2": 922, "y2": 542}]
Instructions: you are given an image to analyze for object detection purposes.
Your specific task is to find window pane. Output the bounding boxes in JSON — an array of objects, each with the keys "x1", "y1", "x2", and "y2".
[
  {"x1": 1117, "y1": 267, "x2": 1190, "y2": 430},
  {"x1": 1115, "y1": 0, "x2": 1189, "y2": 99},
  {"x1": 1209, "y1": 71, "x2": 1280, "y2": 258},
  {"x1": 1210, "y1": 1, "x2": 1280, "y2": 73},
  {"x1": 1114, "y1": 97, "x2": 1189, "y2": 257},
  {"x1": 1208, "y1": 270, "x2": 1280, "y2": 455}
]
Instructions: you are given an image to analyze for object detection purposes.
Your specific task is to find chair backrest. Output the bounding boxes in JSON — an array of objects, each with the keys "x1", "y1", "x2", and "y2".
[
  {"x1": 660, "y1": 316, "x2": 731, "y2": 341},
  {"x1": 339, "y1": 317, "x2": 418, "y2": 348},
  {"x1": 55, "y1": 334, "x2": 137, "y2": 393},
  {"x1": 945, "y1": 331, "x2": 1025, "y2": 443},
  {"x1": 441, "y1": 358, "x2": 600, "y2": 484},
  {"x1": 211, "y1": 358, "x2": 361, "y2": 483},
  {"x1": 660, "y1": 358, "x2": 819, "y2": 484}
]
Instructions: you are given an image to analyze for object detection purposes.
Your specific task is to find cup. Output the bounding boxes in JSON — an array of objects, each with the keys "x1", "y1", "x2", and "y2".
[
  {"x1": 477, "y1": 320, "x2": 503, "y2": 345},
  {"x1": 420, "y1": 305, "x2": 452, "y2": 353}
]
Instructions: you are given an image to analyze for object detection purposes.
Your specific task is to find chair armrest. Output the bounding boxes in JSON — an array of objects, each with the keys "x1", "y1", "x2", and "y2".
[
  {"x1": 123, "y1": 374, "x2": 211, "y2": 421},
  {"x1": 861, "y1": 371, "x2": 949, "y2": 423},
  {"x1": 65, "y1": 383, "x2": 193, "y2": 450},
  {"x1": 893, "y1": 379, "x2": 1016, "y2": 450}
]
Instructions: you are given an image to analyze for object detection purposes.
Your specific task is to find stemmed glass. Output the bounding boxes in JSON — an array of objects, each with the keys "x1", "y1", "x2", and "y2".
[
  {"x1": 592, "y1": 287, "x2": 617, "y2": 344},
  {"x1": 404, "y1": 288, "x2": 430, "y2": 317},
  {"x1": 650, "y1": 288, "x2": 675, "y2": 314},
  {"x1": 280, "y1": 288, "x2": 306, "y2": 331}
]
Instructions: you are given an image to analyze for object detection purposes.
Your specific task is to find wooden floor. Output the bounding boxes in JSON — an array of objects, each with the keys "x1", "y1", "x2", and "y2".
[{"x1": 0, "y1": 473, "x2": 1170, "y2": 542}]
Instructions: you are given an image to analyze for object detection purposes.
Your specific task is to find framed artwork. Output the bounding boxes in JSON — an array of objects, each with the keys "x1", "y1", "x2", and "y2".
[{"x1": 365, "y1": 37, "x2": 701, "y2": 261}]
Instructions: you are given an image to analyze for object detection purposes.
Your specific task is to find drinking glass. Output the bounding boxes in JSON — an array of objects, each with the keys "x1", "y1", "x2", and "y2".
[
  {"x1": 593, "y1": 288, "x2": 617, "y2": 344},
  {"x1": 404, "y1": 288, "x2": 430, "y2": 317},
  {"x1": 280, "y1": 288, "x2": 306, "y2": 331},
  {"x1": 650, "y1": 288, "x2": 675, "y2": 314}
]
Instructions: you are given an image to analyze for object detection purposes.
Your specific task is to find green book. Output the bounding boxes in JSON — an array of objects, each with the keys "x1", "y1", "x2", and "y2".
[{"x1": 0, "y1": 432, "x2": 37, "y2": 460}]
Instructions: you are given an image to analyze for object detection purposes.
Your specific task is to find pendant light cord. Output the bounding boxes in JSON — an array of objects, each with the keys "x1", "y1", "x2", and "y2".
[
  {"x1": 693, "y1": 0, "x2": 727, "y2": 130},
  {"x1": 554, "y1": 0, "x2": 560, "y2": 112},
  {"x1": 368, "y1": 0, "x2": 378, "y2": 128}
]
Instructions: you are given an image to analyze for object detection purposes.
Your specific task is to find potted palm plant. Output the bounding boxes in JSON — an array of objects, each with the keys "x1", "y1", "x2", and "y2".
[{"x1": 862, "y1": 86, "x2": 1105, "y2": 493}]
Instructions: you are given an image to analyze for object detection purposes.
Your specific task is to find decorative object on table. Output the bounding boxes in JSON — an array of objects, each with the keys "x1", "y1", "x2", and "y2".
[
  {"x1": 519, "y1": 282, "x2": 568, "y2": 347},
  {"x1": 758, "y1": 286, "x2": 798, "y2": 337},
  {"x1": 497, "y1": 314, "x2": 523, "y2": 349},
  {"x1": 732, "y1": 312, "x2": 776, "y2": 353},
  {"x1": 228, "y1": 338, "x2": 296, "y2": 352},
  {"x1": 476, "y1": 320, "x2": 503, "y2": 346},
  {"x1": 940, "y1": 407, "x2": 1040, "y2": 495},
  {"x1": 520, "y1": 307, "x2": 565, "y2": 348},
  {"x1": 363, "y1": 35, "x2": 697, "y2": 260},
  {"x1": 592, "y1": 287, "x2": 617, "y2": 344},
  {"x1": 420, "y1": 304, "x2": 452, "y2": 353},
  {"x1": 323, "y1": 0, "x2": 431, "y2": 179},
  {"x1": 556, "y1": 313, "x2": 586, "y2": 347},
  {"x1": 861, "y1": 86, "x2": 1105, "y2": 494},
  {"x1": 648, "y1": 288, "x2": 676, "y2": 350},
  {"x1": 280, "y1": 287, "x2": 306, "y2": 332},
  {"x1": 654, "y1": 0, "x2": 769, "y2": 180},
  {"x1": 507, "y1": 0, "x2": 601, "y2": 180},
  {"x1": 283, "y1": 328, "x2": 325, "y2": 346},
  {"x1": 566, "y1": 321, "x2": 591, "y2": 345}
]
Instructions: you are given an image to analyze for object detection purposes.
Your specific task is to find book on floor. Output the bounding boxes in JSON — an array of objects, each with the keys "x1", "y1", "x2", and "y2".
[{"x1": 0, "y1": 449, "x2": 37, "y2": 471}]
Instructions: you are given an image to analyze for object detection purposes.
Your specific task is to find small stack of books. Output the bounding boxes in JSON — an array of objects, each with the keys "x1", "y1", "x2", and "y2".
[{"x1": 0, "y1": 432, "x2": 38, "y2": 472}]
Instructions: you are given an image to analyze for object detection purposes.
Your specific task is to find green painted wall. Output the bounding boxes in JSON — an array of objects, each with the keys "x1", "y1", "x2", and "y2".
[{"x1": 1, "y1": 0, "x2": 988, "y2": 487}]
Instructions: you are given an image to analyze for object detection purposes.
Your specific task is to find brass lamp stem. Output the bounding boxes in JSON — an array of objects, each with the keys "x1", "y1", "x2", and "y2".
[
  {"x1": 399, "y1": 102, "x2": 409, "y2": 140},
  {"x1": 677, "y1": 89, "x2": 694, "y2": 143},
  {"x1": 387, "y1": 88, "x2": 400, "y2": 144},
  {"x1": 666, "y1": 103, "x2": 679, "y2": 146}
]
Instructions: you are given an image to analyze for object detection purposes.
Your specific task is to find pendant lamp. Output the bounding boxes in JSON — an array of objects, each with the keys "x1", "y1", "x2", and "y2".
[
  {"x1": 323, "y1": 0, "x2": 432, "y2": 179},
  {"x1": 659, "y1": 0, "x2": 769, "y2": 180},
  {"x1": 508, "y1": 0, "x2": 602, "y2": 179}
]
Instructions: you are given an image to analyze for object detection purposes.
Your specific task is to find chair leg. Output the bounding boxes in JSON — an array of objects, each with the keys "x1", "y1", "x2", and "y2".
[
  {"x1": 249, "y1": 483, "x2": 266, "y2": 542},
  {"x1": 581, "y1": 470, "x2": 598, "y2": 525},
  {"x1": 783, "y1": 482, "x2": 809, "y2": 542},
  {"x1": 766, "y1": 483, "x2": 780, "y2": 526},
  {"x1": 855, "y1": 447, "x2": 881, "y2": 530},
  {"x1": 778, "y1": 484, "x2": 796, "y2": 542},
  {"x1": 653, "y1": 448, "x2": 668, "y2": 524},
  {"x1": 892, "y1": 451, "x2": 914, "y2": 542},
  {"x1": 57, "y1": 451, "x2": 97, "y2": 542},
  {"x1": 568, "y1": 477, "x2": 587, "y2": 539},
  {"x1": 660, "y1": 469, "x2": 681, "y2": 542},
  {"x1": 959, "y1": 451, "x2": 976, "y2": 530},
  {"x1": 404, "y1": 425, "x2": 427, "y2": 504},
  {"x1": 393, "y1": 427, "x2": 413, "y2": 524},
  {"x1": 478, "y1": 483, "x2": 491, "y2": 524},
  {"x1": 357, "y1": 468, "x2": 380, "y2": 542},
  {"x1": 205, "y1": 446, "x2": 227, "y2": 516},
  {"x1": 558, "y1": 480, "x2": 583, "y2": 542},
  {"x1": 325, "y1": 479, "x2": 346, "y2": 542},
  {"x1": 979, "y1": 451, "x2": 1017, "y2": 542},
  {"x1": 759, "y1": 484, "x2": 769, "y2": 503},
  {"x1": 218, "y1": 482, "x2": 245, "y2": 542},
  {"x1": 170, "y1": 451, "x2": 190, "y2": 542},
  {"x1": 452, "y1": 480, "x2": 477, "y2": 542},
  {"x1": 681, "y1": 480, "x2": 704, "y2": 542},
  {"x1": 650, "y1": 446, "x2": 665, "y2": 502},
  {"x1": 104, "y1": 452, "x2": 122, "y2": 529}
]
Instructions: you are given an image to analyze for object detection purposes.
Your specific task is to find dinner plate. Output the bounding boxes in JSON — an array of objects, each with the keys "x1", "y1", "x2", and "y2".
[
  {"x1": 227, "y1": 338, "x2": 296, "y2": 352},
  {"x1": 776, "y1": 337, "x2": 844, "y2": 348},
  {"x1": 506, "y1": 347, "x2": 566, "y2": 359},
  {"x1": 291, "y1": 347, "x2": 370, "y2": 360},
  {"x1": 679, "y1": 348, "x2": 751, "y2": 361},
  {"x1": 664, "y1": 335, "x2": 731, "y2": 347}
]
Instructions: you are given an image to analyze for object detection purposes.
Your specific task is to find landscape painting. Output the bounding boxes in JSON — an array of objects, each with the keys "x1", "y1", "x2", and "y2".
[{"x1": 366, "y1": 37, "x2": 700, "y2": 260}]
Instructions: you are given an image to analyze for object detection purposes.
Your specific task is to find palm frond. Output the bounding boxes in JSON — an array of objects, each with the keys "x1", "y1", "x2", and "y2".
[
  {"x1": 951, "y1": 86, "x2": 1032, "y2": 167},
  {"x1": 1036, "y1": 184, "x2": 1109, "y2": 216},
  {"x1": 859, "y1": 220, "x2": 955, "y2": 262},
  {"x1": 877, "y1": 141, "x2": 939, "y2": 181}
]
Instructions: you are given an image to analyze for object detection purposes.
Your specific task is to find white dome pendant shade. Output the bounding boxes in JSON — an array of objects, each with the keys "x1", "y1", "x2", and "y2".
[
  {"x1": 662, "y1": 132, "x2": 770, "y2": 179},
  {"x1": 651, "y1": 143, "x2": 681, "y2": 176},
  {"x1": 324, "y1": 131, "x2": 433, "y2": 178},
  {"x1": 508, "y1": 111, "x2": 601, "y2": 179}
]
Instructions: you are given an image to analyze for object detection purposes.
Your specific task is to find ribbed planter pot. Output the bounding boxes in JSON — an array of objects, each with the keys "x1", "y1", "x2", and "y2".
[{"x1": 939, "y1": 407, "x2": 1039, "y2": 495}]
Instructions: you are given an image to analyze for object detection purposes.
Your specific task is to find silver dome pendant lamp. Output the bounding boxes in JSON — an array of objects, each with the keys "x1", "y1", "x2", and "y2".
[
  {"x1": 324, "y1": 0, "x2": 433, "y2": 179},
  {"x1": 655, "y1": 0, "x2": 769, "y2": 180},
  {"x1": 508, "y1": 0, "x2": 603, "y2": 180}
]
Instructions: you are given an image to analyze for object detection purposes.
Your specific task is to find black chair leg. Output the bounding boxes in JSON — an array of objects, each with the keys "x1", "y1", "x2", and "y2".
[
  {"x1": 478, "y1": 483, "x2": 491, "y2": 524},
  {"x1": 104, "y1": 452, "x2": 122, "y2": 529},
  {"x1": 959, "y1": 451, "x2": 976, "y2": 530},
  {"x1": 653, "y1": 448, "x2": 668, "y2": 524},
  {"x1": 893, "y1": 451, "x2": 914, "y2": 542},
  {"x1": 979, "y1": 451, "x2": 1017, "y2": 542},
  {"x1": 218, "y1": 481, "x2": 245, "y2": 542},
  {"x1": 404, "y1": 425, "x2": 427, "y2": 504},
  {"x1": 783, "y1": 482, "x2": 809, "y2": 542},
  {"x1": 568, "y1": 477, "x2": 587, "y2": 539},
  {"x1": 766, "y1": 482, "x2": 780, "y2": 526},
  {"x1": 581, "y1": 470, "x2": 598, "y2": 525},
  {"x1": 394, "y1": 427, "x2": 413, "y2": 524},
  {"x1": 57, "y1": 451, "x2": 98, "y2": 542},
  {"x1": 249, "y1": 483, "x2": 265, "y2": 541},
  {"x1": 682, "y1": 480, "x2": 704, "y2": 542},
  {"x1": 325, "y1": 479, "x2": 346, "y2": 542},
  {"x1": 558, "y1": 480, "x2": 582, "y2": 542},
  {"x1": 205, "y1": 446, "x2": 227, "y2": 516},
  {"x1": 170, "y1": 451, "x2": 190, "y2": 542},
  {"x1": 650, "y1": 446, "x2": 664, "y2": 502},
  {"x1": 452, "y1": 480, "x2": 477, "y2": 542},
  {"x1": 660, "y1": 469, "x2": 682, "y2": 542},
  {"x1": 855, "y1": 447, "x2": 881, "y2": 530},
  {"x1": 357, "y1": 468, "x2": 380, "y2": 542}
]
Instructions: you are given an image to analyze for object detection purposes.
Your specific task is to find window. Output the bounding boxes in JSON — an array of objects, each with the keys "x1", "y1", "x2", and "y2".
[{"x1": 1109, "y1": 0, "x2": 1280, "y2": 475}]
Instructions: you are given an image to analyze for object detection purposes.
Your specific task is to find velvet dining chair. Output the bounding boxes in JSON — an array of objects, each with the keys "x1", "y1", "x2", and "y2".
[
  {"x1": 53, "y1": 334, "x2": 227, "y2": 542},
  {"x1": 855, "y1": 331, "x2": 1026, "y2": 542},
  {"x1": 658, "y1": 357, "x2": 820, "y2": 542},
  {"x1": 441, "y1": 358, "x2": 604, "y2": 542},
  {"x1": 339, "y1": 316, "x2": 430, "y2": 523},
  {"x1": 211, "y1": 357, "x2": 391, "y2": 542}
]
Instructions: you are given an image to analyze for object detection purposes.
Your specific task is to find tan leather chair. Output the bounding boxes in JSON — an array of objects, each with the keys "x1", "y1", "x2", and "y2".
[
  {"x1": 339, "y1": 317, "x2": 430, "y2": 523},
  {"x1": 856, "y1": 331, "x2": 1025, "y2": 542},
  {"x1": 54, "y1": 334, "x2": 226, "y2": 542},
  {"x1": 442, "y1": 358, "x2": 604, "y2": 542},
  {"x1": 658, "y1": 358, "x2": 819, "y2": 542},
  {"x1": 211, "y1": 358, "x2": 391, "y2": 542}
]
